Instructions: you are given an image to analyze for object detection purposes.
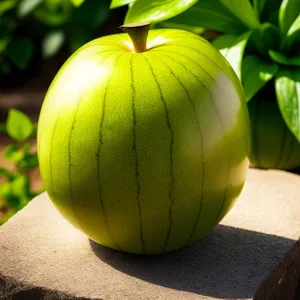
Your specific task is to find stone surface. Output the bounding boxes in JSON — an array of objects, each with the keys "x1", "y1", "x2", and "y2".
[
  {"x1": 1, "y1": 168, "x2": 300, "y2": 300},
  {"x1": 254, "y1": 239, "x2": 300, "y2": 300}
]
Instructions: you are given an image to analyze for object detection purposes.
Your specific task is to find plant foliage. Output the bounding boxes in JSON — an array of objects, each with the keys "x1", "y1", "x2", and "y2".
[
  {"x1": 0, "y1": 109, "x2": 43, "y2": 225},
  {"x1": 111, "y1": 0, "x2": 300, "y2": 142},
  {"x1": 0, "y1": 0, "x2": 111, "y2": 75}
]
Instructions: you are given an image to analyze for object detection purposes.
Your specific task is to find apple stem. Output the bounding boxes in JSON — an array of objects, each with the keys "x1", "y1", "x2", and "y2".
[{"x1": 120, "y1": 23, "x2": 151, "y2": 53}]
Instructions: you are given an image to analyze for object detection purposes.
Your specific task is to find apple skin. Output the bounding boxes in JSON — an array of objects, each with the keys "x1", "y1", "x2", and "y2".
[
  {"x1": 37, "y1": 28, "x2": 251, "y2": 254},
  {"x1": 248, "y1": 96, "x2": 300, "y2": 170}
]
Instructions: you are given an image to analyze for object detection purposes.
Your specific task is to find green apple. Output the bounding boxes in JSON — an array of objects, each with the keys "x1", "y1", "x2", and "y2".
[{"x1": 38, "y1": 23, "x2": 251, "y2": 255}]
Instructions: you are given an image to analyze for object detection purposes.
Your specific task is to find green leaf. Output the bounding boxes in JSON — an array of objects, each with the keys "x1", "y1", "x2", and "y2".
[
  {"x1": 218, "y1": 0, "x2": 259, "y2": 29},
  {"x1": 157, "y1": 0, "x2": 246, "y2": 34},
  {"x1": 110, "y1": 0, "x2": 135, "y2": 9},
  {"x1": 269, "y1": 50, "x2": 300, "y2": 67},
  {"x1": 68, "y1": 27, "x2": 92, "y2": 52},
  {"x1": 6, "y1": 195, "x2": 21, "y2": 210},
  {"x1": 6, "y1": 109, "x2": 34, "y2": 142},
  {"x1": 6, "y1": 38, "x2": 33, "y2": 70},
  {"x1": 281, "y1": 14, "x2": 300, "y2": 50},
  {"x1": 0, "y1": 182, "x2": 24, "y2": 212},
  {"x1": 279, "y1": 0, "x2": 300, "y2": 38},
  {"x1": 3, "y1": 143, "x2": 30, "y2": 163},
  {"x1": 249, "y1": 23, "x2": 279, "y2": 55},
  {"x1": 0, "y1": 37, "x2": 10, "y2": 54},
  {"x1": 261, "y1": 0, "x2": 282, "y2": 24},
  {"x1": 18, "y1": 0, "x2": 43, "y2": 17},
  {"x1": 42, "y1": 31, "x2": 64, "y2": 58},
  {"x1": 9, "y1": 175, "x2": 32, "y2": 209},
  {"x1": 11, "y1": 175, "x2": 30, "y2": 198},
  {"x1": 275, "y1": 69, "x2": 300, "y2": 142},
  {"x1": 213, "y1": 31, "x2": 252, "y2": 79},
  {"x1": 242, "y1": 55, "x2": 279, "y2": 101},
  {"x1": 253, "y1": 0, "x2": 265, "y2": 19},
  {"x1": 19, "y1": 153, "x2": 39, "y2": 170},
  {"x1": 34, "y1": 6, "x2": 70, "y2": 26},
  {"x1": 3, "y1": 144, "x2": 18, "y2": 159},
  {"x1": 72, "y1": 0, "x2": 110, "y2": 29},
  {"x1": 44, "y1": 0, "x2": 64, "y2": 10},
  {"x1": 0, "y1": 0, "x2": 17, "y2": 15},
  {"x1": 125, "y1": 0, "x2": 198, "y2": 24},
  {"x1": 71, "y1": 0, "x2": 86, "y2": 7},
  {"x1": 0, "y1": 167, "x2": 14, "y2": 181},
  {"x1": 0, "y1": 182, "x2": 12, "y2": 199},
  {"x1": 154, "y1": 21, "x2": 204, "y2": 35},
  {"x1": 3, "y1": 145, "x2": 25, "y2": 163},
  {"x1": 286, "y1": 13, "x2": 300, "y2": 39}
]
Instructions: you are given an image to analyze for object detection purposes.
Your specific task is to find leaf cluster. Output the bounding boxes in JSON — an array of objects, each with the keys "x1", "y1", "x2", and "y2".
[
  {"x1": 0, "y1": 0, "x2": 111, "y2": 76},
  {"x1": 0, "y1": 109, "x2": 43, "y2": 225},
  {"x1": 111, "y1": 0, "x2": 300, "y2": 142}
]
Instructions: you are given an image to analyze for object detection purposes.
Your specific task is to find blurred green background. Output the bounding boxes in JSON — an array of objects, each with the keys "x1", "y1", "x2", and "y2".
[
  {"x1": 0, "y1": 0, "x2": 126, "y2": 91},
  {"x1": 0, "y1": 0, "x2": 126, "y2": 224}
]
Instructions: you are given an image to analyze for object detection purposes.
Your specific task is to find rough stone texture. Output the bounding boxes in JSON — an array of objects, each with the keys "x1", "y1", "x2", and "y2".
[
  {"x1": 1, "y1": 168, "x2": 300, "y2": 300},
  {"x1": 254, "y1": 238, "x2": 300, "y2": 300}
]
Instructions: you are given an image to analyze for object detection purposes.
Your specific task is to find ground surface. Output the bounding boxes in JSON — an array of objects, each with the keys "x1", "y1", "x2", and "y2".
[{"x1": 1, "y1": 168, "x2": 300, "y2": 300}]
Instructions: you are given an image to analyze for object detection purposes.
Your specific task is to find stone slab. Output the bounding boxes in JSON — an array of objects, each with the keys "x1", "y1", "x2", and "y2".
[
  {"x1": 254, "y1": 238, "x2": 300, "y2": 300},
  {"x1": 1, "y1": 168, "x2": 300, "y2": 300}
]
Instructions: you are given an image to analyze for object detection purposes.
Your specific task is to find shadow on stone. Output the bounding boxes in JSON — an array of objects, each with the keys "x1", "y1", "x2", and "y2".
[
  {"x1": 254, "y1": 239, "x2": 300, "y2": 300},
  {"x1": 89, "y1": 224, "x2": 295, "y2": 299}
]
